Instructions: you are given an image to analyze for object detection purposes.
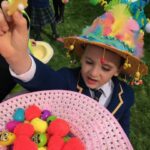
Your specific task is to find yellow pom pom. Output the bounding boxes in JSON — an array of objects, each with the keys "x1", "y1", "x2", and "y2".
[
  {"x1": 123, "y1": 63, "x2": 128, "y2": 69},
  {"x1": 128, "y1": 64, "x2": 131, "y2": 68},
  {"x1": 135, "y1": 71, "x2": 140, "y2": 78},
  {"x1": 38, "y1": 147, "x2": 47, "y2": 150},
  {"x1": 31, "y1": 118, "x2": 48, "y2": 133},
  {"x1": 69, "y1": 45, "x2": 74, "y2": 51}
]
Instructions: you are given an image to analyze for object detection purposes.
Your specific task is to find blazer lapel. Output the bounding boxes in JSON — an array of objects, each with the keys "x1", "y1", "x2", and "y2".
[
  {"x1": 76, "y1": 72, "x2": 124, "y2": 117},
  {"x1": 76, "y1": 71, "x2": 91, "y2": 97},
  {"x1": 107, "y1": 77, "x2": 124, "y2": 116}
]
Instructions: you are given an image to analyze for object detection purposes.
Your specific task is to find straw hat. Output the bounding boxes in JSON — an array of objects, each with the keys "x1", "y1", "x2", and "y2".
[
  {"x1": 29, "y1": 39, "x2": 54, "y2": 64},
  {"x1": 0, "y1": 90, "x2": 133, "y2": 150},
  {"x1": 64, "y1": 2, "x2": 149, "y2": 83}
]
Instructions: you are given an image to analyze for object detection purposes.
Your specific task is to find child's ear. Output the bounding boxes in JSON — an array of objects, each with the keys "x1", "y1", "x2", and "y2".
[
  {"x1": 114, "y1": 68, "x2": 122, "y2": 77},
  {"x1": 114, "y1": 72, "x2": 119, "y2": 77}
]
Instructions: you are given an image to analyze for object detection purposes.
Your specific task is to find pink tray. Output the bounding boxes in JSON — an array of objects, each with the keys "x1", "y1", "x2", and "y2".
[{"x1": 0, "y1": 90, "x2": 133, "y2": 150}]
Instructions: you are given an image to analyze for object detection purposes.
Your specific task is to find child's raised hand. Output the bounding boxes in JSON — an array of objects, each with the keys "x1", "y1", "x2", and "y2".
[{"x1": 0, "y1": 1, "x2": 31, "y2": 75}]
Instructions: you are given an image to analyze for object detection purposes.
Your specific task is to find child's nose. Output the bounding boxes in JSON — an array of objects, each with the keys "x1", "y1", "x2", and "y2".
[{"x1": 90, "y1": 66, "x2": 100, "y2": 77}]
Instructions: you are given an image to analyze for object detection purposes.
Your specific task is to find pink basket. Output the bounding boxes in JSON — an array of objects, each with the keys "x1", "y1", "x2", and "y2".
[{"x1": 0, "y1": 90, "x2": 133, "y2": 150}]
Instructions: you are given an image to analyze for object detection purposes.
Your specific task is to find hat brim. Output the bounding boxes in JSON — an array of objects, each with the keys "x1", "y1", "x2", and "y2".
[
  {"x1": 64, "y1": 36, "x2": 148, "y2": 77},
  {"x1": 30, "y1": 41, "x2": 54, "y2": 64},
  {"x1": 0, "y1": 90, "x2": 133, "y2": 150}
]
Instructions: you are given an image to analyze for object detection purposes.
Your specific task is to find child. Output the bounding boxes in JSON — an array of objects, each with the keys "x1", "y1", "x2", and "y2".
[
  {"x1": 52, "y1": 0, "x2": 69, "y2": 24},
  {"x1": 28, "y1": 0, "x2": 59, "y2": 40},
  {"x1": 0, "y1": 1, "x2": 148, "y2": 137}
]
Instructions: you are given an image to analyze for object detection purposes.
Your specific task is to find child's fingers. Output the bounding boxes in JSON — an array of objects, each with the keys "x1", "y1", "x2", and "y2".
[
  {"x1": 0, "y1": 9, "x2": 9, "y2": 35},
  {"x1": 12, "y1": 11, "x2": 27, "y2": 35},
  {"x1": 1, "y1": 0, "x2": 27, "y2": 36},
  {"x1": 1, "y1": 1, "x2": 12, "y2": 22}
]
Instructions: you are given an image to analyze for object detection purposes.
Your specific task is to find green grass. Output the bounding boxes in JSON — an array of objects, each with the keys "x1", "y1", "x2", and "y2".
[{"x1": 12, "y1": 1, "x2": 150, "y2": 149}]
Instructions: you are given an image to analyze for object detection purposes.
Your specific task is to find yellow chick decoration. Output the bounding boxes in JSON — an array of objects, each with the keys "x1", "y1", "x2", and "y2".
[
  {"x1": 0, "y1": 131, "x2": 16, "y2": 146},
  {"x1": 7, "y1": 0, "x2": 28, "y2": 15}
]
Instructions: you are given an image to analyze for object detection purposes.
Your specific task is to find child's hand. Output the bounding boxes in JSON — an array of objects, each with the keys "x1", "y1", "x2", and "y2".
[{"x1": 0, "y1": 1, "x2": 31, "y2": 75}]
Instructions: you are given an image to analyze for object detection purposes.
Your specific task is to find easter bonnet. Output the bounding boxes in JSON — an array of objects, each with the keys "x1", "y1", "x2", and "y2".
[{"x1": 64, "y1": 0, "x2": 149, "y2": 85}]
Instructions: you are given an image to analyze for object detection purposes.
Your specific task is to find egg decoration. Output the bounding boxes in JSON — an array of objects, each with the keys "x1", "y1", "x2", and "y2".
[
  {"x1": 0, "y1": 131, "x2": 16, "y2": 146},
  {"x1": 32, "y1": 133, "x2": 47, "y2": 147}
]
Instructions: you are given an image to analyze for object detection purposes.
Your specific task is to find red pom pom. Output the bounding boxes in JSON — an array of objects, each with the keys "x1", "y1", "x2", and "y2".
[
  {"x1": 25, "y1": 105, "x2": 41, "y2": 121},
  {"x1": 48, "y1": 135, "x2": 65, "y2": 150},
  {"x1": 47, "y1": 119, "x2": 69, "y2": 137},
  {"x1": 13, "y1": 135, "x2": 38, "y2": 150},
  {"x1": 100, "y1": 58, "x2": 106, "y2": 64},
  {"x1": 14, "y1": 123, "x2": 34, "y2": 138},
  {"x1": 63, "y1": 137, "x2": 85, "y2": 150}
]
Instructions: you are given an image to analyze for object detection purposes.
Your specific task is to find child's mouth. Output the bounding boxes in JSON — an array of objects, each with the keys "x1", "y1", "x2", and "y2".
[{"x1": 87, "y1": 77, "x2": 97, "y2": 85}]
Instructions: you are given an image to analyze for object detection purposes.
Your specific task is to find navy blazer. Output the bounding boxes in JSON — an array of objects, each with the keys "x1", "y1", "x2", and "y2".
[{"x1": 15, "y1": 57, "x2": 134, "y2": 136}]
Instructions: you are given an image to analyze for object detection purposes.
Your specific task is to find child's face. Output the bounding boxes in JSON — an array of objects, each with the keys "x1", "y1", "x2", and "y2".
[{"x1": 80, "y1": 45, "x2": 121, "y2": 89}]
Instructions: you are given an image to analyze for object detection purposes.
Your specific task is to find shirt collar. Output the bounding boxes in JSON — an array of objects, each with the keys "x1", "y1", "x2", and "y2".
[{"x1": 98, "y1": 80, "x2": 114, "y2": 97}]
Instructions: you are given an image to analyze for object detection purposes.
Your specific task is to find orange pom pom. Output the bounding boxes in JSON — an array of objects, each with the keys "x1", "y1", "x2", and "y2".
[
  {"x1": 13, "y1": 135, "x2": 38, "y2": 150},
  {"x1": 25, "y1": 105, "x2": 41, "y2": 121},
  {"x1": 14, "y1": 123, "x2": 34, "y2": 138},
  {"x1": 63, "y1": 137, "x2": 85, "y2": 150},
  {"x1": 48, "y1": 135, "x2": 65, "y2": 150},
  {"x1": 47, "y1": 119, "x2": 69, "y2": 137}
]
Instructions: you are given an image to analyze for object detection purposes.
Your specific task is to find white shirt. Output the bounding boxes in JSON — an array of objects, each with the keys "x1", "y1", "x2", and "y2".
[
  {"x1": 89, "y1": 80, "x2": 114, "y2": 107},
  {"x1": 9, "y1": 56, "x2": 36, "y2": 82},
  {"x1": 10, "y1": 56, "x2": 114, "y2": 107}
]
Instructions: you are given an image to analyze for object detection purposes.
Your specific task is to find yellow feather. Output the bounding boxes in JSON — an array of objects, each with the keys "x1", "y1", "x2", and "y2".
[{"x1": 109, "y1": 4, "x2": 131, "y2": 36}]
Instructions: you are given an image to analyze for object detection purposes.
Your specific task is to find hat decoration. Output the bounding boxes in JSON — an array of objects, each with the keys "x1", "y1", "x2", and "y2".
[
  {"x1": 64, "y1": 0, "x2": 149, "y2": 85},
  {"x1": 89, "y1": 0, "x2": 150, "y2": 32},
  {"x1": 120, "y1": 0, "x2": 150, "y2": 33}
]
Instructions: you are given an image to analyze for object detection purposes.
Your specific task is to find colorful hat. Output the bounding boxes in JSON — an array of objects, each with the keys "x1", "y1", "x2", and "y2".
[
  {"x1": 29, "y1": 39, "x2": 54, "y2": 64},
  {"x1": 64, "y1": 1, "x2": 149, "y2": 83},
  {"x1": 0, "y1": 90, "x2": 133, "y2": 150}
]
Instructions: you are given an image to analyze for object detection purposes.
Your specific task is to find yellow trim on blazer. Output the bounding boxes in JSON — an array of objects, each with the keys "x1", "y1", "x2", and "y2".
[
  {"x1": 112, "y1": 84, "x2": 124, "y2": 115},
  {"x1": 77, "y1": 84, "x2": 83, "y2": 93}
]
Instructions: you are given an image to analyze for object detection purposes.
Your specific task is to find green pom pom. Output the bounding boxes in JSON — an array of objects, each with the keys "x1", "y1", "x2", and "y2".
[{"x1": 89, "y1": 0, "x2": 100, "y2": 5}]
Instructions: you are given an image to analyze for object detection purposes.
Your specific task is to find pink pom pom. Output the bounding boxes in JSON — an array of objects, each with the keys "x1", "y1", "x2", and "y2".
[
  {"x1": 6, "y1": 120, "x2": 21, "y2": 132},
  {"x1": 103, "y1": 27, "x2": 112, "y2": 36},
  {"x1": 127, "y1": 19, "x2": 139, "y2": 31},
  {"x1": 115, "y1": 34, "x2": 124, "y2": 40},
  {"x1": 62, "y1": 0, "x2": 69, "y2": 4}
]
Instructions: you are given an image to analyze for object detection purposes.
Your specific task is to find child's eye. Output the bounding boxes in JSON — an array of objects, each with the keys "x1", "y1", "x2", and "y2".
[
  {"x1": 102, "y1": 66, "x2": 111, "y2": 71},
  {"x1": 86, "y1": 61, "x2": 93, "y2": 65}
]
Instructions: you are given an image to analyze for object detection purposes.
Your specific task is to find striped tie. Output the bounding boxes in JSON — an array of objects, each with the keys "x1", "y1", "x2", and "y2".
[{"x1": 92, "y1": 89, "x2": 103, "y2": 102}]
